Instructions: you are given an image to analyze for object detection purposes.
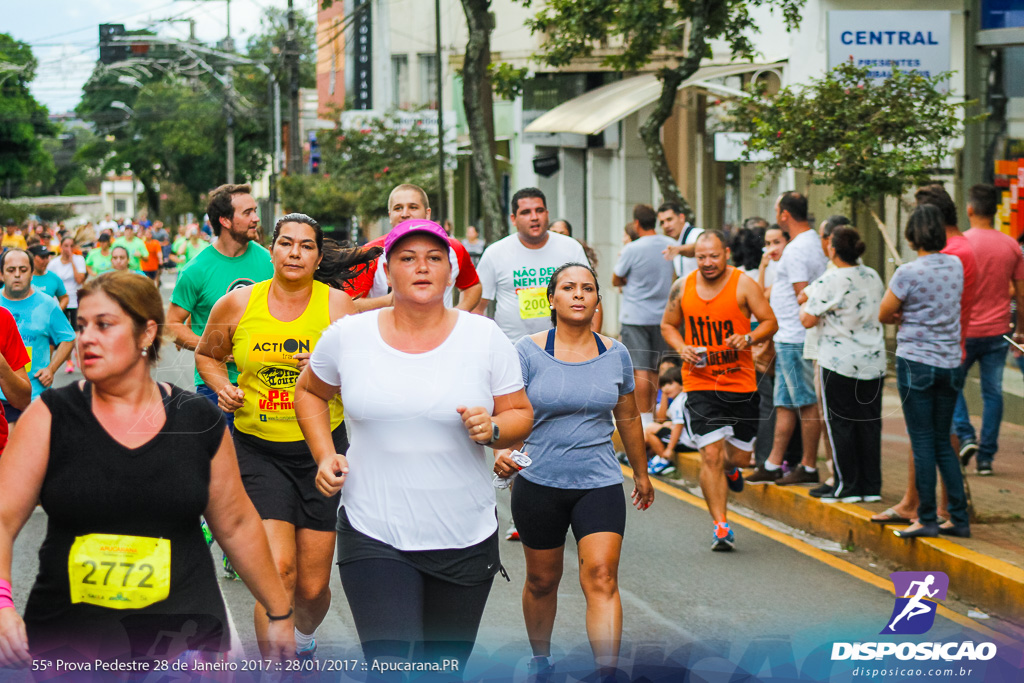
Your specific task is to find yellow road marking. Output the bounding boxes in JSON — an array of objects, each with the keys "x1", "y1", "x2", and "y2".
[{"x1": 626, "y1": 465, "x2": 1016, "y2": 644}]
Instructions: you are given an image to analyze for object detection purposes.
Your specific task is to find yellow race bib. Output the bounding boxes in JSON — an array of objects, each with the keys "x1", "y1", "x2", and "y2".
[
  {"x1": 68, "y1": 534, "x2": 171, "y2": 609},
  {"x1": 517, "y1": 287, "x2": 550, "y2": 320},
  {"x1": 25, "y1": 347, "x2": 31, "y2": 374}
]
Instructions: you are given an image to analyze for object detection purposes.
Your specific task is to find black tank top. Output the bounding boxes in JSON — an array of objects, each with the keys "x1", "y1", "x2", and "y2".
[{"x1": 24, "y1": 382, "x2": 230, "y2": 662}]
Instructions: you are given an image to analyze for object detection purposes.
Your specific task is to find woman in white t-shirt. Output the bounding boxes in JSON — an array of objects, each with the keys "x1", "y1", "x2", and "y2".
[{"x1": 295, "y1": 219, "x2": 533, "y2": 673}]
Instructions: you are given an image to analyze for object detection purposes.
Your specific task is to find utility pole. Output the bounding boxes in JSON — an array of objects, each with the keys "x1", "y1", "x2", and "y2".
[
  {"x1": 434, "y1": 0, "x2": 445, "y2": 224},
  {"x1": 286, "y1": 0, "x2": 303, "y2": 175}
]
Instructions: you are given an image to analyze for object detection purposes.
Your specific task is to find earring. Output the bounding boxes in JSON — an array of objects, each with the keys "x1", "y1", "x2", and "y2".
[{"x1": 141, "y1": 348, "x2": 148, "y2": 357}]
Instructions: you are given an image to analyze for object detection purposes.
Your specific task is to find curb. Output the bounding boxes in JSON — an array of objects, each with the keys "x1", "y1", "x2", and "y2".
[{"x1": 666, "y1": 450, "x2": 1024, "y2": 625}]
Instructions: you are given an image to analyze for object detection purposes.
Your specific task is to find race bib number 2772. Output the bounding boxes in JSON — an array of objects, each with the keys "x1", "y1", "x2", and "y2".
[{"x1": 68, "y1": 534, "x2": 171, "y2": 609}]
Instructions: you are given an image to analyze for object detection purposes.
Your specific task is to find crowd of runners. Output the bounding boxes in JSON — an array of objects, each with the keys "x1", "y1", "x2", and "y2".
[{"x1": 0, "y1": 180, "x2": 1021, "y2": 681}]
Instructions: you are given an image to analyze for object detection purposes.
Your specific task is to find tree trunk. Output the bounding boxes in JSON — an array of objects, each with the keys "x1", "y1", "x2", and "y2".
[
  {"x1": 460, "y1": 0, "x2": 506, "y2": 245},
  {"x1": 637, "y1": 0, "x2": 711, "y2": 224},
  {"x1": 867, "y1": 206, "x2": 903, "y2": 266}
]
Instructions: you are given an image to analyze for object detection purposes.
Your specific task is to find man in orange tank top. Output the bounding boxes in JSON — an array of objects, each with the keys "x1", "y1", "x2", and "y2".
[{"x1": 661, "y1": 231, "x2": 778, "y2": 551}]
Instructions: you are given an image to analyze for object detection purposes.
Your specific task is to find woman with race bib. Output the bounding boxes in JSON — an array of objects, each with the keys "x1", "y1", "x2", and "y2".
[
  {"x1": 0, "y1": 271, "x2": 294, "y2": 668},
  {"x1": 196, "y1": 213, "x2": 374, "y2": 664}
]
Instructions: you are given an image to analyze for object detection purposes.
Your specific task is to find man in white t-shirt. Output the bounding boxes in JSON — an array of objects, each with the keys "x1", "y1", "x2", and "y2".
[
  {"x1": 748, "y1": 191, "x2": 828, "y2": 487},
  {"x1": 97, "y1": 213, "x2": 118, "y2": 233},
  {"x1": 473, "y1": 188, "x2": 588, "y2": 344},
  {"x1": 658, "y1": 201, "x2": 703, "y2": 279}
]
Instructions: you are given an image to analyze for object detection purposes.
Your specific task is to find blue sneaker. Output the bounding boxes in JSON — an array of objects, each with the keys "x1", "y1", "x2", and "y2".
[
  {"x1": 711, "y1": 523, "x2": 735, "y2": 552},
  {"x1": 296, "y1": 640, "x2": 317, "y2": 678},
  {"x1": 221, "y1": 553, "x2": 240, "y2": 580},
  {"x1": 648, "y1": 456, "x2": 676, "y2": 476},
  {"x1": 726, "y1": 467, "x2": 744, "y2": 493}
]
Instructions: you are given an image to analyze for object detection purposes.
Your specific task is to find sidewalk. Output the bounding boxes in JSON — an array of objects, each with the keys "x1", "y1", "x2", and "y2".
[{"x1": 643, "y1": 384, "x2": 1024, "y2": 626}]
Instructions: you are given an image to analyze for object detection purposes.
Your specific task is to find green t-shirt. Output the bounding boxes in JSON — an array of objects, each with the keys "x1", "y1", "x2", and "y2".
[
  {"x1": 112, "y1": 236, "x2": 149, "y2": 271},
  {"x1": 170, "y1": 241, "x2": 273, "y2": 387},
  {"x1": 180, "y1": 239, "x2": 210, "y2": 270},
  {"x1": 85, "y1": 248, "x2": 113, "y2": 275}
]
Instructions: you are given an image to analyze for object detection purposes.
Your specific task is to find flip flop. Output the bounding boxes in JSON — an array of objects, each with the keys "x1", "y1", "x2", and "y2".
[{"x1": 871, "y1": 507, "x2": 912, "y2": 524}]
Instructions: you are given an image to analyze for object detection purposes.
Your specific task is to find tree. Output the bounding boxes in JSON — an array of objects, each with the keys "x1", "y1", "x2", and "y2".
[
  {"x1": 280, "y1": 113, "x2": 439, "y2": 226},
  {"x1": 731, "y1": 61, "x2": 978, "y2": 262},
  {"x1": 0, "y1": 34, "x2": 55, "y2": 197},
  {"x1": 460, "y1": 0, "x2": 507, "y2": 245},
  {"x1": 519, "y1": 0, "x2": 803, "y2": 221}
]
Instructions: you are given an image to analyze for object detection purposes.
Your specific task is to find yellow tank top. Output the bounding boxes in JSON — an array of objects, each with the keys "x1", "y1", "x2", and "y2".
[{"x1": 232, "y1": 279, "x2": 344, "y2": 441}]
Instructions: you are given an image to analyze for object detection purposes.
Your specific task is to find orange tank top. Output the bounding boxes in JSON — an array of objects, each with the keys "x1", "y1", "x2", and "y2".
[{"x1": 681, "y1": 267, "x2": 756, "y2": 393}]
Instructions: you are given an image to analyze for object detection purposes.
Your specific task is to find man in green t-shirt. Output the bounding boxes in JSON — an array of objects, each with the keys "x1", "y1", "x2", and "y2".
[
  {"x1": 85, "y1": 233, "x2": 114, "y2": 277},
  {"x1": 111, "y1": 225, "x2": 150, "y2": 271},
  {"x1": 167, "y1": 183, "x2": 272, "y2": 425}
]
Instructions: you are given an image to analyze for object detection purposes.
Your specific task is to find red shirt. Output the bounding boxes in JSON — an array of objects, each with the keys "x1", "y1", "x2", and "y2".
[
  {"x1": 941, "y1": 233, "x2": 977, "y2": 358},
  {"x1": 140, "y1": 238, "x2": 162, "y2": 272},
  {"x1": 0, "y1": 307, "x2": 31, "y2": 453},
  {"x1": 963, "y1": 227, "x2": 1024, "y2": 338}
]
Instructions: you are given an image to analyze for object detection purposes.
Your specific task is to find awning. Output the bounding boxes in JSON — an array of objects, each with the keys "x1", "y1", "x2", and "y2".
[{"x1": 524, "y1": 62, "x2": 784, "y2": 136}]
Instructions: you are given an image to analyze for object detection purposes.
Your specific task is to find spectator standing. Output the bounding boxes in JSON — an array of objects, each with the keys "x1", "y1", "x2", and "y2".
[
  {"x1": 880, "y1": 206, "x2": 970, "y2": 539},
  {"x1": 952, "y1": 184, "x2": 1024, "y2": 475},
  {"x1": 748, "y1": 192, "x2": 828, "y2": 485},
  {"x1": 799, "y1": 227, "x2": 886, "y2": 503},
  {"x1": 612, "y1": 204, "x2": 677, "y2": 425},
  {"x1": 658, "y1": 202, "x2": 703, "y2": 279},
  {"x1": 462, "y1": 225, "x2": 486, "y2": 266}
]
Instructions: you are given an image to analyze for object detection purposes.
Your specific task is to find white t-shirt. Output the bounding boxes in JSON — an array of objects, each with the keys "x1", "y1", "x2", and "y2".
[
  {"x1": 47, "y1": 255, "x2": 86, "y2": 308},
  {"x1": 675, "y1": 224, "x2": 704, "y2": 279},
  {"x1": 476, "y1": 231, "x2": 587, "y2": 343},
  {"x1": 769, "y1": 229, "x2": 828, "y2": 344},
  {"x1": 369, "y1": 249, "x2": 461, "y2": 307},
  {"x1": 666, "y1": 393, "x2": 698, "y2": 450},
  {"x1": 309, "y1": 310, "x2": 524, "y2": 551}
]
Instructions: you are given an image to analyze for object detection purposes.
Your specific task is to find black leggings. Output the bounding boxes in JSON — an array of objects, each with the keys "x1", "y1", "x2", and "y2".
[{"x1": 337, "y1": 558, "x2": 493, "y2": 678}]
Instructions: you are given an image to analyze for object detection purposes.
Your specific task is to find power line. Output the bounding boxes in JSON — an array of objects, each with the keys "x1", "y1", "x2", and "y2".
[{"x1": 21, "y1": 0, "x2": 181, "y2": 45}]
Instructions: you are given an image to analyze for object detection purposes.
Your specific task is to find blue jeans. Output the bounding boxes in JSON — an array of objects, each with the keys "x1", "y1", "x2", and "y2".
[
  {"x1": 196, "y1": 383, "x2": 235, "y2": 433},
  {"x1": 951, "y1": 335, "x2": 1009, "y2": 464},
  {"x1": 897, "y1": 358, "x2": 968, "y2": 527}
]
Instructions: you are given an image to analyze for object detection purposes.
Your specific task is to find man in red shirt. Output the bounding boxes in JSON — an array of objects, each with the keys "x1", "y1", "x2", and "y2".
[
  {"x1": 952, "y1": 184, "x2": 1024, "y2": 475},
  {"x1": 343, "y1": 184, "x2": 482, "y2": 311},
  {"x1": 0, "y1": 306, "x2": 31, "y2": 454}
]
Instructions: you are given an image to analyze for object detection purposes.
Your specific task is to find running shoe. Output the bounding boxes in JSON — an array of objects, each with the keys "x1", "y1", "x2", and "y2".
[
  {"x1": 976, "y1": 461, "x2": 993, "y2": 476},
  {"x1": 820, "y1": 493, "x2": 863, "y2": 504},
  {"x1": 862, "y1": 495, "x2": 882, "y2": 503},
  {"x1": 648, "y1": 456, "x2": 676, "y2": 476},
  {"x1": 296, "y1": 640, "x2": 317, "y2": 678},
  {"x1": 711, "y1": 523, "x2": 735, "y2": 552},
  {"x1": 725, "y1": 467, "x2": 744, "y2": 493},
  {"x1": 222, "y1": 553, "x2": 240, "y2": 580},
  {"x1": 64, "y1": 360, "x2": 75, "y2": 374},
  {"x1": 200, "y1": 519, "x2": 213, "y2": 547},
  {"x1": 959, "y1": 440, "x2": 978, "y2": 467},
  {"x1": 505, "y1": 524, "x2": 520, "y2": 542},
  {"x1": 745, "y1": 466, "x2": 782, "y2": 484},
  {"x1": 526, "y1": 655, "x2": 554, "y2": 683}
]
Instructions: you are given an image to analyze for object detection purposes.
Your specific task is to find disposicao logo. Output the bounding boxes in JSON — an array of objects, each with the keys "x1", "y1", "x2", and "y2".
[
  {"x1": 831, "y1": 571, "x2": 998, "y2": 663},
  {"x1": 882, "y1": 571, "x2": 948, "y2": 635}
]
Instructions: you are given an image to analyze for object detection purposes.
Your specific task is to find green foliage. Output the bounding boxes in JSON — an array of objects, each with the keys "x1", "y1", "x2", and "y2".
[
  {"x1": 61, "y1": 177, "x2": 89, "y2": 196},
  {"x1": 731, "y1": 61, "x2": 980, "y2": 207},
  {"x1": 278, "y1": 174, "x2": 357, "y2": 227},
  {"x1": 0, "y1": 201, "x2": 29, "y2": 225},
  {"x1": 521, "y1": 0, "x2": 803, "y2": 73},
  {"x1": 314, "y1": 113, "x2": 440, "y2": 221},
  {"x1": 0, "y1": 34, "x2": 56, "y2": 195},
  {"x1": 34, "y1": 204, "x2": 75, "y2": 222},
  {"x1": 489, "y1": 62, "x2": 529, "y2": 101}
]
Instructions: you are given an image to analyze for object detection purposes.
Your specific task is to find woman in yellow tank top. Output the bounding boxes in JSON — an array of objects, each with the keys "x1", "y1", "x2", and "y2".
[{"x1": 195, "y1": 214, "x2": 379, "y2": 663}]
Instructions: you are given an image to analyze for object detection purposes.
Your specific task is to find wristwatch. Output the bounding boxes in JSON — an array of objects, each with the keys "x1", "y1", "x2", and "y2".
[
  {"x1": 487, "y1": 422, "x2": 500, "y2": 445},
  {"x1": 744, "y1": 334, "x2": 753, "y2": 346}
]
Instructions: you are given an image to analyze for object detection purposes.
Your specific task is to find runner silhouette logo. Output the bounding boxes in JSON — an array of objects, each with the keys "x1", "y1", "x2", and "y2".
[{"x1": 882, "y1": 571, "x2": 949, "y2": 635}]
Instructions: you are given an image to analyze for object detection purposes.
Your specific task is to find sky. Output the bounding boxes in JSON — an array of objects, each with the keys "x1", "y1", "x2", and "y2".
[{"x1": 7, "y1": 0, "x2": 319, "y2": 114}]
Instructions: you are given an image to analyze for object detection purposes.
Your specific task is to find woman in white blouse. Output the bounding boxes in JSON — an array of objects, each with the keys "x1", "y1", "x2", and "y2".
[
  {"x1": 294, "y1": 219, "x2": 533, "y2": 675},
  {"x1": 799, "y1": 227, "x2": 886, "y2": 503}
]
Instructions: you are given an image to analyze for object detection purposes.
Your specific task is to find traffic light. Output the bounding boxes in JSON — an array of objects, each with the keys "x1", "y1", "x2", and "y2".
[
  {"x1": 309, "y1": 133, "x2": 321, "y2": 174},
  {"x1": 99, "y1": 24, "x2": 130, "y2": 65}
]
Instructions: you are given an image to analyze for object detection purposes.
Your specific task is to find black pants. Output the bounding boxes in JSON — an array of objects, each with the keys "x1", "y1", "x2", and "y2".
[
  {"x1": 755, "y1": 371, "x2": 802, "y2": 467},
  {"x1": 337, "y1": 558, "x2": 492, "y2": 680},
  {"x1": 820, "y1": 366, "x2": 883, "y2": 497}
]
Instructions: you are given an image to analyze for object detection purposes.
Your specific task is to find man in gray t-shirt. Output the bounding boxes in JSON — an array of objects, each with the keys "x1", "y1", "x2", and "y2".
[{"x1": 613, "y1": 204, "x2": 677, "y2": 422}]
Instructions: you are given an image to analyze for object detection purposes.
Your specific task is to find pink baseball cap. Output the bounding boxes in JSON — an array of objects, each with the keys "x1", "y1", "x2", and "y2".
[{"x1": 384, "y1": 219, "x2": 453, "y2": 259}]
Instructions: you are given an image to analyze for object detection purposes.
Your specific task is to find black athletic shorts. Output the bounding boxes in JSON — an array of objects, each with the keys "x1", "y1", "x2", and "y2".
[
  {"x1": 510, "y1": 476, "x2": 626, "y2": 550},
  {"x1": 682, "y1": 390, "x2": 759, "y2": 451},
  {"x1": 656, "y1": 426, "x2": 690, "y2": 453},
  {"x1": 234, "y1": 424, "x2": 347, "y2": 532}
]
